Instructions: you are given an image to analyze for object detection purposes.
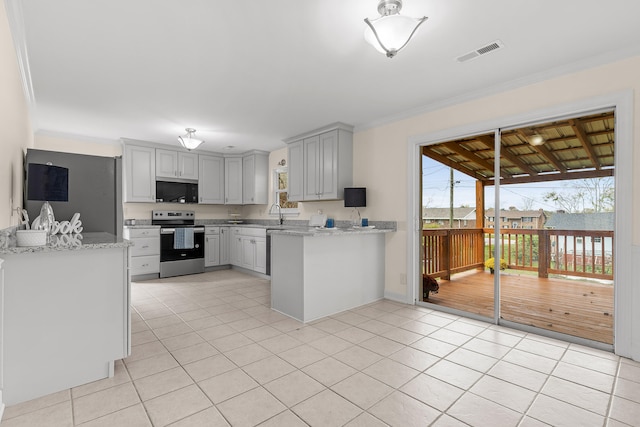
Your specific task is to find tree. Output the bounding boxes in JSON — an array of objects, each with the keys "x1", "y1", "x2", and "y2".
[
  {"x1": 520, "y1": 196, "x2": 535, "y2": 211},
  {"x1": 543, "y1": 177, "x2": 614, "y2": 213}
]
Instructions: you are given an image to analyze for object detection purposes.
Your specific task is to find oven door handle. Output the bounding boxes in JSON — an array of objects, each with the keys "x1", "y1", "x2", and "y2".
[{"x1": 160, "y1": 228, "x2": 205, "y2": 234}]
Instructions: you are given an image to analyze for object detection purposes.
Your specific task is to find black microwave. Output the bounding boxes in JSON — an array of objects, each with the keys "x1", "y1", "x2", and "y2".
[{"x1": 156, "y1": 181, "x2": 198, "y2": 204}]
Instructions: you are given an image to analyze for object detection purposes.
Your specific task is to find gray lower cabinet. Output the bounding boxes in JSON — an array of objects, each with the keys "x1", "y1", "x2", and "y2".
[
  {"x1": 0, "y1": 243, "x2": 130, "y2": 405},
  {"x1": 124, "y1": 227, "x2": 160, "y2": 278},
  {"x1": 205, "y1": 227, "x2": 221, "y2": 267},
  {"x1": 219, "y1": 227, "x2": 230, "y2": 265},
  {"x1": 229, "y1": 227, "x2": 266, "y2": 274}
]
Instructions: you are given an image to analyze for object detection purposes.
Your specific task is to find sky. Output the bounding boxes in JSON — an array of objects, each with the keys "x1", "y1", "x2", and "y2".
[{"x1": 422, "y1": 157, "x2": 575, "y2": 212}]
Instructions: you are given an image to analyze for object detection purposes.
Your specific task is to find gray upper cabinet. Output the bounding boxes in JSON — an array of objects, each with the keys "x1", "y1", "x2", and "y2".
[
  {"x1": 285, "y1": 123, "x2": 353, "y2": 201},
  {"x1": 122, "y1": 141, "x2": 268, "y2": 206},
  {"x1": 242, "y1": 151, "x2": 269, "y2": 205},
  {"x1": 156, "y1": 149, "x2": 198, "y2": 180},
  {"x1": 287, "y1": 140, "x2": 304, "y2": 202},
  {"x1": 199, "y1": 154, "x2": 225, "y2": 204},
  {"x1": 179, "y1": 152, "x2": 199, "y2": 180},
  {"x1": 123, "y1": 144, "x2": 156, "y2": 202},
  {"x1": 224, "y1": 156, "x2": 243, "y2": 205}
]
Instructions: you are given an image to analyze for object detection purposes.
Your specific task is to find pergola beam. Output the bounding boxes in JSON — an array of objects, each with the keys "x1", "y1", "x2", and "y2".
[
  {"x1": 517, "y1": 130, "x2": 567, "y2": 173},
  {"x1": 476, "y1": 135, "x2": 539, "y2": 177},
  {"x1": 569, "y1": 119, "x2": 601, "y2": 170},
  {"x1": 442, "y1": 141, "x2": 513, "y2": 178},
  {"x1": 421, "y1": 146, "x2": 490, "y2": 181},
  {"x1": 486, "y1": 168, "x2": 613, "y2": 186}
]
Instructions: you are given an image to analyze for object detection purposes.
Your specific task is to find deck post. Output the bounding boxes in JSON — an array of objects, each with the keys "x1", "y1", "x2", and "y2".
[
  {"x1": 475, "y1": 181, "x2": 486, "y2": 270},
  {"x1": 443, "y1": 229, "x2": 451, "y2": 280},
  {"x1": 538, "y1": 229, "x2": 549, "y2": 278}
]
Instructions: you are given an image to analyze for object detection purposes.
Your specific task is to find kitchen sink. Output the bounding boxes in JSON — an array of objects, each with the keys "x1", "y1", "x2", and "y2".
[{"x1": 265, "y1": 225, "x2": 308, "y2": 230}]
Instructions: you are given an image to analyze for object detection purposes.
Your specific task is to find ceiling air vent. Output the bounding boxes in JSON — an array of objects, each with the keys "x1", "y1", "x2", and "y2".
[{"x1": 456, "y1": 40, "x2": 504, "y2": 63}]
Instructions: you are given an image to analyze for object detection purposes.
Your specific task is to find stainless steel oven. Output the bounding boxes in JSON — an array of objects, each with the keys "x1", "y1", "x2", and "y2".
[{"x1": 152, "y1": 210, "x2": 204, "y2": 278}]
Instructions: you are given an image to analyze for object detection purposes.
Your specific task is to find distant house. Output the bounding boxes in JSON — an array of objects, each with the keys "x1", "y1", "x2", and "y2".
[
  {"x1": 423, "y1": 207, "x2": 477, "y2": 228},
  {"x1": 485, "y1": 208, "x2": 546, "y2": 229},
  {"x1": 544, "y1": 212, "x2": 614, "y2": 231},
  {"x1": 544, "y1": 212, "x2": 614, "y2": 256}
]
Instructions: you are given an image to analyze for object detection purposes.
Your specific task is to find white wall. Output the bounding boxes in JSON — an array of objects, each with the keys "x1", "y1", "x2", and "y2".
[
  {"x1": 34, "y1": 132, "x2": 121, "y2": 158},
  {"x1": 0, "y1": 1, "x2": 32, "y2": 229}
]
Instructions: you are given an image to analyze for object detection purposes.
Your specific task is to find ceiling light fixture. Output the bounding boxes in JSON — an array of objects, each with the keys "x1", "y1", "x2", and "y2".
[
  {"x1": 178, "y1": 128, "x2": 204, "y2": 150},
  {"x1": 529, "y1": 134, "x2": 546, "y2": 146},
  {"x1": 364, "y1": 0, "x2": 427, "y2": 58}
]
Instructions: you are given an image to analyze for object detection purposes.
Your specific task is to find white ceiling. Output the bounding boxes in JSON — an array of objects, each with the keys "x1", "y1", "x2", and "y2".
[{"x1": 9, "y1": 0, "x2": 640, "y2": 153}]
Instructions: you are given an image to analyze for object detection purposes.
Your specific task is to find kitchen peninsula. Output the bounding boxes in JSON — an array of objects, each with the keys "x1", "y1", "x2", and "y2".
[
  {"x1": 270, "y1": 227, "x2": 392, "y2": 322},
  {"x1": 0, "y1": 232, "x2": 131, "y2": 405}
]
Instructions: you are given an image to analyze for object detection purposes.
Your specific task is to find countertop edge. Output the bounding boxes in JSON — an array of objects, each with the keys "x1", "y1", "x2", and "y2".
[
  {"x1": 0, "y1": 232, "x2": 132, "y2": 255},
  {"x1": 268, "y1": 228, "x2": 394, "y2": 237}
]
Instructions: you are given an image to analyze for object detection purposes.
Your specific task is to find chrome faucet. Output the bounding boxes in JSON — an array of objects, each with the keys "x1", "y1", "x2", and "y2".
[{"x1": 272, "y1": 203, "x2": 284, "y2": 225}]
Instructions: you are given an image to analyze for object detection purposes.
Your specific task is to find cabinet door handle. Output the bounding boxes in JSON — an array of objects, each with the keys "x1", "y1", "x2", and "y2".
[
  {"x1": 141, "y1": 245, "x2": 149, "y2": 249},
  {"x1": 142, "y1": 263, "x2": 149, "y2": 267}
]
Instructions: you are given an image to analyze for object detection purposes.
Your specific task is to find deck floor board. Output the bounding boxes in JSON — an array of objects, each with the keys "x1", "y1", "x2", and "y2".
[{"x1": 424, "y1": 269, "x2": 614, "y2": 344}]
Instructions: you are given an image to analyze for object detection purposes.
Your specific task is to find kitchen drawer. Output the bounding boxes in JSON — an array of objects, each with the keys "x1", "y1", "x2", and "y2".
[
  {"x1": 126, "y1": 228, "x2": 160, "y2": 239},
  {"x1": 130, "y1": 255, "x2": 160, "y2": 275},
  {"x1": 130, "y1": 237, "x2": 160, "y2": 257},
  {"x1": 232, "y1": 227, "x2": 266, "y2": 237},
  {"x1": 205, "y1": 226, "x2": 220, "y2": 235}
]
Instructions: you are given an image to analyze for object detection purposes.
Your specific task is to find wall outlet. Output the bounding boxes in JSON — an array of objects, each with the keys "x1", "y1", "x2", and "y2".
[
  {"x1": 400, "y1": 273, "x2": 407, "y2": 285},
  {"x1": 317, "y1": 209, "x2": 323, "y2": 215}
]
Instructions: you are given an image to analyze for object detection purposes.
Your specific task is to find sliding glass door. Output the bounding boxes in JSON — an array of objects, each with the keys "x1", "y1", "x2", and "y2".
[{"x1": 419, "y1": 110, "x2": 615, "y2": 345}]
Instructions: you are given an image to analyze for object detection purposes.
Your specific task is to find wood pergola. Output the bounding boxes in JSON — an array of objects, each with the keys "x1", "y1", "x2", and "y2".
[{"x1": 421, "y1": 110, "x2": 615, "y2": 227}]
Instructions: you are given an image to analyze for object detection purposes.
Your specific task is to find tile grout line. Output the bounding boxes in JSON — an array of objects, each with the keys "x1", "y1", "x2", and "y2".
[
  {"x1": 513, "y1": 333, "x2": 569, "y2": 426},
  {"x1": 604, "y1": 357, "x2": 623, "y2": 427}
]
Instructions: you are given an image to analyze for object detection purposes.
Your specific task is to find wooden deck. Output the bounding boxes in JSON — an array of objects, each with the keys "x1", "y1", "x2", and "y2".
[{"x1": 424, "y1": 269, "x2": 614, "y2": 344}]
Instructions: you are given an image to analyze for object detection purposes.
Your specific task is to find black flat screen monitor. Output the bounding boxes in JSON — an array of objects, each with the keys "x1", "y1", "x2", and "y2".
[
  {"x1": 27, "y1": 163, "x2": 69, "y2": 201},
  {"x1": 344, "y1": 187, "x2": 366, "y2": 207}
]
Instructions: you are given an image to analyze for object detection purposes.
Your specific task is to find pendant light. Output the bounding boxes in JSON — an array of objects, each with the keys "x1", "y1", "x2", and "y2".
[
  {"x1": 364, "y1": 0, "x2": 427, "y2": 58},
  {"x1": 178, "y1": 128, "x2": 204, "y2": 150}
]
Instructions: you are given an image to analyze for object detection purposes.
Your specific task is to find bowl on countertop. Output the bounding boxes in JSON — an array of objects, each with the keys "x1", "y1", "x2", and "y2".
[{"x1": 16, "y1": 229, "x2": 47, "y2": 246}]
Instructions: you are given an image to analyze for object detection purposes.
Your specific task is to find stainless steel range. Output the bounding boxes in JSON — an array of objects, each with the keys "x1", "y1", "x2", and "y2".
[{"x1": 152, "y1": 210, "x2": 204, "y2": 278}]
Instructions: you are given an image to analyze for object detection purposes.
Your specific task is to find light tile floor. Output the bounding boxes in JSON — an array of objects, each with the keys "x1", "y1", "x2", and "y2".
[{"x1": 3, "y1": 270, "x2": 640, "y2": 426}]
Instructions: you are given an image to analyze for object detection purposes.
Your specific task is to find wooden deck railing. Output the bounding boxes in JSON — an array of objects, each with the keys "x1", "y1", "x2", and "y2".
[
  {"x1": 422, "y1": 229, "x2": 485, "y2": 280},
  {"x1": 422, "y1": 228, "x2": 614, "y2": 280}
]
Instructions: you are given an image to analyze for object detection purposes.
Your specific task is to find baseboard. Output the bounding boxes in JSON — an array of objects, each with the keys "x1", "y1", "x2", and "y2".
[
  {"x1": 130, "y1": 273, "x2": 160, "y2": 282},
  {"x1": 384, "y1": 290, "x2": 411, "y2": 304},
  {"x1": 230, "y1": 266, "x2": 270, "y2": 280},
  {"x1": 204, "y1": 265, "x2": 232, "y2": 273}
]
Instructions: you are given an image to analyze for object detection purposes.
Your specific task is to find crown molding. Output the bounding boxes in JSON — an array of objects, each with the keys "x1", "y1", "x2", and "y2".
[
  {"x1": 4, "y1": 0, "x2": 37, "y2": 131},
  {"x1": 355, "y1": 46, "x2": 640, "y2": 134}
]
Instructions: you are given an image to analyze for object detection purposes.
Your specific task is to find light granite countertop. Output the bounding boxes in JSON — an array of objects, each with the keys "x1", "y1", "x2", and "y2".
[
  {"x1": 0, "y1": 232, "x2": 132, "y2": 255},
  {"x1": 268, "y1": 226, "x2": 393, "y2": 237}
]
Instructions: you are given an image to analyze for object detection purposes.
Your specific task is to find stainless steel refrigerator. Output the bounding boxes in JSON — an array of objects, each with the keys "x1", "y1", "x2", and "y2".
[{"x1": 24, "y1": 149, "x2": 123, "y2": 238}]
